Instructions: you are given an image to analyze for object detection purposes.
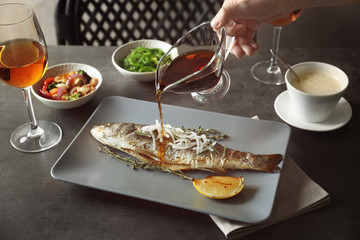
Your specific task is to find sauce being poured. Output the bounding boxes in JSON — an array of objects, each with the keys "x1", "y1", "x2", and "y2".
[
  {"x1": 156, "y1": 49, "x2": 218, "y2": 161},
  {"x1": 156, "y1": 91, "x2": 166, "y2": 162}
]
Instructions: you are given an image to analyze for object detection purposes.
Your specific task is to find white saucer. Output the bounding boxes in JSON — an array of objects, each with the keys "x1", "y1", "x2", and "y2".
[{"x1": 274, "y1": 91, "x2": 352, "y2": 132}]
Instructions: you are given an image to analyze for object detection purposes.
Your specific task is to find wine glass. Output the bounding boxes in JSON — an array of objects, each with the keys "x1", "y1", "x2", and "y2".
[
  {"x1": 155, "y1": 21, "x2": 234, "y2": 103},
  {"x1": 0, "y1": 3, "x2": 62, "y2": 152},
  {"x1": 251, "y1": 10, "x2": 303, "y2": 85}
]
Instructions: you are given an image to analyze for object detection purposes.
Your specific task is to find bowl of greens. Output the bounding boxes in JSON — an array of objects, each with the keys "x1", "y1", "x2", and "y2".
[{"x1": 112, "y1": 39, "x2": 172, "y2": 82}]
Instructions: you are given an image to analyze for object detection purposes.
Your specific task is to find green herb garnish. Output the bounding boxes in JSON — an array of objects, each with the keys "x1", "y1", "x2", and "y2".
[
  {"x1": 62, "y1": 92, "x2": 82, "y2": 100},
  {"x1": 135, "y1": 131, "x2": 151, "y2": 137},
  {"x1": 47, "y1": 81, "x2": 58, "y2": 91},
  {"x1": 76, "y1": 69, "x2": 92, "y2": 82},
  {"x1": 98, "y1": 145, "x2": 193, "y2": 180},
  {"x1": 181, "y1": 126, "x2": 228, "y2": 140}
]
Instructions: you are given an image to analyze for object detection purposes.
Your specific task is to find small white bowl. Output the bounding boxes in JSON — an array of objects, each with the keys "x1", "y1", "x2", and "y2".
[
  {"x1": 112, "y1": 39, "x2": 172, "y2": 82},
  {"x1": 31, "y1": 63, "x2": 102, "y2": 109},
  {"x1": 285, "y1": 61, "x2": 348, "y2": 122}
]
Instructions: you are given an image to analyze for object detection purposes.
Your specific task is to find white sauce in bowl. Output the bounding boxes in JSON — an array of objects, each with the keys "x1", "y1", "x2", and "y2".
[{"x1": 292, "y1": 70, "x2": 341, "y2": 95}]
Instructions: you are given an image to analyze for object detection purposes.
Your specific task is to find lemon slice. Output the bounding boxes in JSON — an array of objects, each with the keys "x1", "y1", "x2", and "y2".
[{"x1": 193, "y1": 175, "x2": 245, "y2": 199}]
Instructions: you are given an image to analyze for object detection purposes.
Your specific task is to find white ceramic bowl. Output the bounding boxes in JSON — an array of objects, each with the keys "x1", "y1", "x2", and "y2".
[
  {"x1": 31, "y1": 63, "x2": 102, "y2": 109},
  {"x1": 112, "y1": 39, "x2": 172, "y2": 82},
  {"x1": 285, "y1": 61, "x2": 348, "y2": 122}
]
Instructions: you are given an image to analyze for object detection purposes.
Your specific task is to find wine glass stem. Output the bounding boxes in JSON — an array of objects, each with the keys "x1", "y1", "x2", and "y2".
[
  {"x1": 22, "y1": 87, "x2": 44, "y2": 138},
  {"x1": 268, "y1": 26, "x2": 282, "y2": 71}
]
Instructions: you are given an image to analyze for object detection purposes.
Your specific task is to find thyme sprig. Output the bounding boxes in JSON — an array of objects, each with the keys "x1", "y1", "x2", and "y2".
[
  {"x1": 97, "y1": 144, "x2": 194, "y2": 181},
  {"x1": 181, "y1": 126, "x2": 228, "y2": 140}
]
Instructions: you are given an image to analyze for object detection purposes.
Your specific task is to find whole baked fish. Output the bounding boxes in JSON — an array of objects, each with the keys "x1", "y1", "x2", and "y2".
[{"x1": 91, "y1": 122, "x2": 283, "y2": 173}]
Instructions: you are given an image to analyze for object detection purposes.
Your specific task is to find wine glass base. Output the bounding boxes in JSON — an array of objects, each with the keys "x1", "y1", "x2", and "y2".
[
  {"x1": 251, "y1": 60, "x2": 285, "y2": 85},
  {"x1": 191, "y1": 70, "x2": 231, "y2": 103},
  {"x1": 10, "y1": 120, "x2": 62, "y2": 153}
]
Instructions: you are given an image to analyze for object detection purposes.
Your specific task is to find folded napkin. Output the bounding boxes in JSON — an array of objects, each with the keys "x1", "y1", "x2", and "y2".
[{"x1": 210, "y1": 155, "x2": 330, "y2": 239}]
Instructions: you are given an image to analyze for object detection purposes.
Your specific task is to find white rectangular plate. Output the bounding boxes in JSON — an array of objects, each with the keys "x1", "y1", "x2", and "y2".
[{"x1": 51, "y1": 96, "x2": 291, "y2": 223}]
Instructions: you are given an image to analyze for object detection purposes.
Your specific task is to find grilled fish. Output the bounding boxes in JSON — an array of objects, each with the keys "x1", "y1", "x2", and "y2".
[{"x1": 91, "y1": 122, "x2": 283, "y2": 173}]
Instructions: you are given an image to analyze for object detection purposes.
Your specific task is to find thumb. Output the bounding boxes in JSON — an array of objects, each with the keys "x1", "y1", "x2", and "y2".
[{"x1": 211, "y1": 7, "x2": 232, "y2": 29}]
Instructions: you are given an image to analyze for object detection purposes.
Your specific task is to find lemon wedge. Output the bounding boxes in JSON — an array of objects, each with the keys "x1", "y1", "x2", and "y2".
[{"x1": 192, "y1": 175, "x2": 245, "y2": 199}]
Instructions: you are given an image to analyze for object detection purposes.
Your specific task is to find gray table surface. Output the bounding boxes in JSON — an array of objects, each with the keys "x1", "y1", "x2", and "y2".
[{"x1": 1, "y1": 46, "x2": 359, "y2": 240}]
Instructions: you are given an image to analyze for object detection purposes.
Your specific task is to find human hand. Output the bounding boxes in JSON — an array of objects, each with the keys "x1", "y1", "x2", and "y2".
[
  {"x1": 211, "y1": 0, "x2": 296, "y2": 58},
  {"x1": 212, "y1": 14, "x2": 260, "y2": 59}
]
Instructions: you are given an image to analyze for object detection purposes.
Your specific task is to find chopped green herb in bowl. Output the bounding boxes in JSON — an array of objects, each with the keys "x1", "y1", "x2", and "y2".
[
  {"x1": 112, "y1": 39, "x2": 172, "y2": 82},
  {"x1": 119, "y1": 47, "x2": 171, "y2": 72}
]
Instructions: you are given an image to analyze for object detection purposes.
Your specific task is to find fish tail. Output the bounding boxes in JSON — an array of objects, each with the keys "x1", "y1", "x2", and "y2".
[
  {"x1": 228, "y1": 151, "x2": 283, "y2": 173},
  {"x1": 251, "y1": 153, "x2": 283, "y2": 173}
]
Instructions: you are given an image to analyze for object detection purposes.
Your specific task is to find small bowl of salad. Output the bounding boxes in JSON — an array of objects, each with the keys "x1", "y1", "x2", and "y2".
[
  {"x1": 112, "y1": 39, "x2": 172, "y2": 82},
  {"x1": 31, "y1": 63, "x2": 102, "y2": 109}
]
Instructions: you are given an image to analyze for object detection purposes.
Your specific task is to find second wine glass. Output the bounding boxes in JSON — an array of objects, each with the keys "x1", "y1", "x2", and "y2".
[{"x1": 251, "y1": 10, "x2": 303, "y2": 85}]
